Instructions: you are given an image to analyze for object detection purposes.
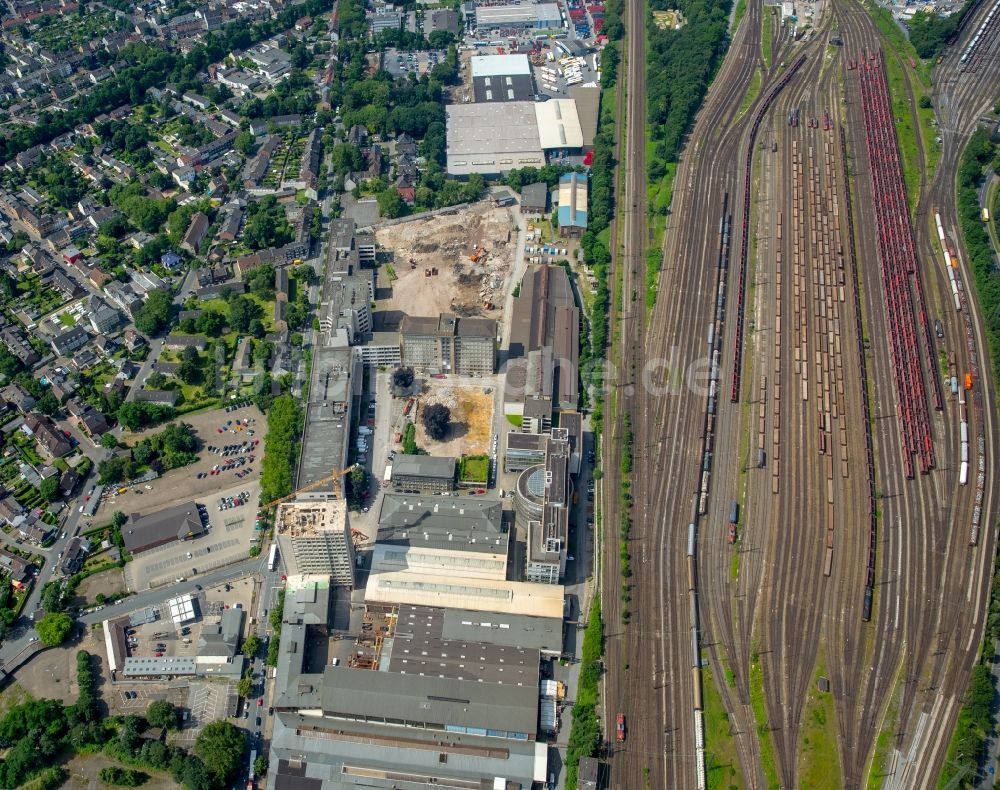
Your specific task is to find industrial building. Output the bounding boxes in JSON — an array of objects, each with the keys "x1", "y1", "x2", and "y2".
[
  {"x1": 103, "y1": 607, "x2": 246, "y2": 681},
  {"x1": 506, "y1": 263, "x2": 580, "y2": 415},
  {"x1": 275, "y1": 499, "x2": 355, "y2": 585},
  {"x1": 558, "y1": 172, "x2": 588, "y2": 236},
  {"x1": 470, "y1": 53, "x2": 536, "y2": 103},
  {"x1": 120, "y1": 501, "x2": 207, "y2": 556},
  {"x1": 446, "y1": 102, "x2": 545, "y2": 177},
  {"x1": 474, "y1": 2, "x2": 561, "y2": 31},
  {"x1": 446, "y1": 100, "x2": 586, "y2": 176},
  {"x1": 388, "y1": 454, "x2": 457, "y2": 493},
  {"x1": 399, "y1": 313, "x2": 496, "y2": 375},
  {"x1": 266, "y1": 577, "x2": 557, "y2": 789}
]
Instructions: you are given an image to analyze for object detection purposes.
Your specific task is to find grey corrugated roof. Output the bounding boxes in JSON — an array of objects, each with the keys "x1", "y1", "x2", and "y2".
[
  {"x1": 269, "y1": 713, "x2": 543, "y2": 789},
  {"x1": 320, "y1": 666, "x2": 538, "y2": 733},
  {"x1": 377, "y1": 494, "x2": 505, "y2": 553},
  {"x1": 391, "y1": 454, "x2": 456, "y2": 480}
]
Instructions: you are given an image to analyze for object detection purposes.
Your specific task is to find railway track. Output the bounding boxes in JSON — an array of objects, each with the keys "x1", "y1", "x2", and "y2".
[{"x1": 602, "y1": 0, "x2": 999, "y2": 785}]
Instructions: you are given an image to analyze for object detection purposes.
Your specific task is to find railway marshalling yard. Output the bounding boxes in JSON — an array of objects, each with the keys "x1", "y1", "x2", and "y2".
[{"x1": 599, "y1": 1, "x2": 1000, "y2": 788}]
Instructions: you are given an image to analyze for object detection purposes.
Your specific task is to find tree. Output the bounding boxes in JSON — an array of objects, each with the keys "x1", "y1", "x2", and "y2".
[
  {"x1": 101, "y1": 434, "x2": 120, "y2": 450},
  {"x1": 253, "y1": 755, "x2": 268, "y2": 778},
  {"x1": 39, "y1": 475, "x2": 60, "y2": 503},
  {"x1": 134, "y1": 289, "x2": 172, "y2": 336},
  {"x1": 112, "y1": 511, "x2": 127, "y2": 529},
  {"x1": 36, "y1": 612, "x2": 72, "y2": 646},
  {"x1": 146, "y1": 700, "x2": 180, "y2": 731},
  {"x1": 391, "y1": 365, "x2": 414, "y2": 394},
  {"x1": 236, "y1": 673, "x2": 252, "y2": 699},
  {"x1": 422, "y1": 403, "x2": 451, "y2": 441},
  {"x1": 41, "y1": 581, "x2": 65, "y2": 613},
  {"x1": 36, "y1": 390, "x2": 59, "y2": 416},
  {"x1": 177, "y1": 347, "x2": 202, "y2": 384},
  {"x1": 234, "y1": 130, "x2": 256, "y2": 156},
  {"x1": 242, "y1": 633, "x2": 260, "y2": 657},
  {"x1": 228, "y1": 296, "x2": 263, "y2": 333},
  {"x1": 346, "y1": 466, "x2": 369, "y2": 510},
  {"x1": 97, "y1": 767, "x2": 148, "y2": 786},
  {"x1": 193, "y1": 720, "x2": 246, "y2": 785},
  {"x1": 377, "y1": 187, "x2": 405, "y2": 219},
  {"x1": 195, "y1": 310, "x2": 226, "y2": 337}
]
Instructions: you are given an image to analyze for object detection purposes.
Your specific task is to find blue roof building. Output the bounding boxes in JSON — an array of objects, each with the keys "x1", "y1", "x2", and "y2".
[
  {"x1": 557, "y1": 172, "x2": 588, "y2": 236},
  {"x1": 160, "y1": 251, "x2": 183, "y2": 269}
]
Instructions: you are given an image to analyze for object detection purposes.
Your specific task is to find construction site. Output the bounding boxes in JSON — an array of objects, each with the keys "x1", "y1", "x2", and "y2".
[
  {"x1": 411, "y1": 379, "x2": 496, "y2": 458},
  {"x1": 375, "y1": 202, "x2": 517, "y2": 319}
]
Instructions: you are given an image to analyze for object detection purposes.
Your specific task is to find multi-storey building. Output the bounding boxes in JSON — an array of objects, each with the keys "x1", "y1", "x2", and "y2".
[
  {"x1": 399, "y1": 313, "x2": 496, "y2": 376},
  {"x1": 275, "y1": 499, "x2": 355, "y2": 586}
]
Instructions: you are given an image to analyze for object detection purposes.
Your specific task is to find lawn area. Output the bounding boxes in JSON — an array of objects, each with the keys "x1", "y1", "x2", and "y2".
[
  {"x1": 57, "y1": 311, "x2": 75, "y2": 327},
  {"x1": 458, "y1": 454, "x2": 489, "y2": 483},
  {"x1": 761, "y1": 9, "x2": 774, "y2": 68},
  {"x1": 738, "y1": 67, "x2": 763, "y2": 119},
  {"x1": 703, "y1": 664, "x2": 745, "y2": 789},
  {"x1": 796, "y1": 659, "x2": 841, "y2": 789}
]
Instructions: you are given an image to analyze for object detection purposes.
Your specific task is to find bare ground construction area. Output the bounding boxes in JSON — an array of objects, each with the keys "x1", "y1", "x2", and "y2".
[
  {"x1": 375, "y1": 203, "x2": 516, "y2": 321},
  {"x1": 412, "y1": 379, "x2": 495, "y2": 457}
]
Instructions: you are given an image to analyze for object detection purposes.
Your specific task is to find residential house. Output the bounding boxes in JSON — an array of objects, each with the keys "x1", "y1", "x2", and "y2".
[
  {"x1": 181, "y1": 212, "x2": 210, "y2": 254},
  {"x1": 57, "y1": 536, "x2": 91, "y2": 576},
  {"x1": 50, "y1": 325, "x2": 89, "y2": 357},
  {"x1": 22, "y1": 412, "x2": 72, "y2": 457},
  {"x1": 123, "y1": 329, "x2": 146, "y2": 353},
  {"x1": 0, "y1": 324, "x2": 40, "y2": 367},
  {"x1": 89, "y1": 296, "x2": 122, "y2": 334},
  {"x1": 1, "y1": 382, "x2": 35, "y2": 413},
  {"x1": 218, "y1": 205, "x2": 243, "y2": 242},
  {"x1": 0, "y1": 497, "x2": 25, "y2": 526},
  {"x1": 105, "y1": 282, "x2": 142, "y2": 318},
  {"x1": 0, "y1": 548, "x2": 31, "y2": 588},
  {"x1": 48, "y1": 267, "x2": 83, "y2": 300},
  {"x1": 18, "y1": 517, "x2": 54, "y2": 546},
  {"x1": 160, "y1": 251, "x2": 183, "y2": 270},
  {"x1": 59, "y1": 468, "x2": 79, "y2": 497}
]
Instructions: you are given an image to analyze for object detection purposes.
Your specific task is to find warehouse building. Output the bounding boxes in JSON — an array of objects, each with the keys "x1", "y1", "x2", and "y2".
[
  {"x1": 470, "y1": 53, "x2": 536, "y2": 103},
  {"x1": 446, "y1": 102, "x2": 544, "y2": 177},
  {"x1": 558, "y1": 171, "x2": 588, "y2": 236},
  {"x1": 474, "y1": 2, "x2": 561, "y2": 31},
  {"x1": 446, "y1": 100, "x2": 586, "y2": 176},
  {"x1": 505, "y1": 262, "x2": 579, "y2": 414}
]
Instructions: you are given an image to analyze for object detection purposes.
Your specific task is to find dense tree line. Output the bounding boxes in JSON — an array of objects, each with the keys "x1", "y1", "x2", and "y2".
[
  {"x1": 906, "y1": 0, "x2": 981, "y2": 60},
  {"x1": 647, "y1": 0, "x2": 731, "y2": 170},
  {"x1": 260, "y1": 394, "x2": 304, "y2": 503}
]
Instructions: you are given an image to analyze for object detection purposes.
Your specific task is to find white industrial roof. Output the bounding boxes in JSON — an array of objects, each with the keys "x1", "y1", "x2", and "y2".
[
  {"x1": 470, "y1": 53, "x2": 532, "y2": 78},
  {"x1": 365, "y1": 568, "x2": 565, "y2": 618},
  {"x1": 446, "y1": 102, "x2": 541, "y2": 157},
  {"x1": 166, "y1": 593, "x2": 196, "y2": 624},
  {"x1": 534, "y1": 99, "x2": 583, "y2": 149}
]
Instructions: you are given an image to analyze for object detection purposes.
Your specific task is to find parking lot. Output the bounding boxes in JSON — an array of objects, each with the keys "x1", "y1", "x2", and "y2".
[
  {"x1": 91, "y1": 403, "x2": 265, "y2": 528},
  {"x1": 123, "y1": 478, "x2": 262, "y2": 590}
]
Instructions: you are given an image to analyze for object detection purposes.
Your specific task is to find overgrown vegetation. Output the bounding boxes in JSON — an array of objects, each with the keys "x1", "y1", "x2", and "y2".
[
  {"x1": 563, "y1": 598, "x2": 603, "y2": 790},
  {"x1": 266, "y1": 588, "x2": 286, "y2": 667},
  {"x1": 99, "y1": 422, "x2": 198, "y2": 484},
  {"x1": 260, "y1": 395, "x2": 304, "y2": 504},
  {"x1": 618, "y1": 414, "x2": 634, "y2": 622}
]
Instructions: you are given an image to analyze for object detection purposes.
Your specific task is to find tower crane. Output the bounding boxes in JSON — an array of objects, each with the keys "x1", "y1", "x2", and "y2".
[{"x1": 261, "y1": 465, "x2": 357, "y2": 510}]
